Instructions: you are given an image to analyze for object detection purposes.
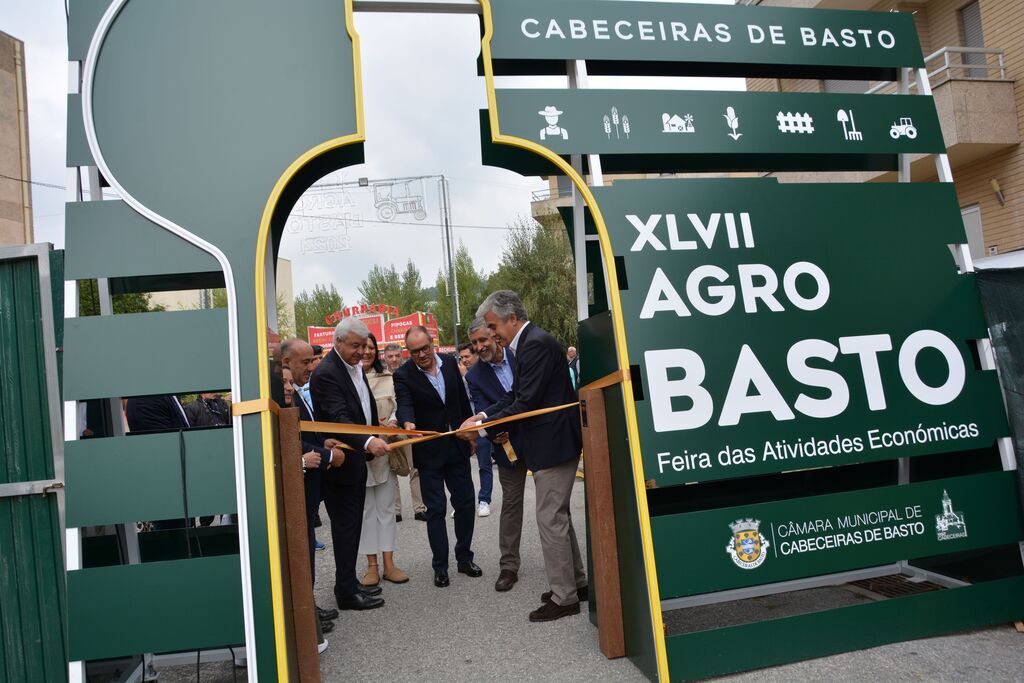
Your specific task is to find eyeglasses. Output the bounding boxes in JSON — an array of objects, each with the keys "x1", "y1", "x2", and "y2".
[{"x1": 407, "y1": 344, "x2": 433, "y2": 357}]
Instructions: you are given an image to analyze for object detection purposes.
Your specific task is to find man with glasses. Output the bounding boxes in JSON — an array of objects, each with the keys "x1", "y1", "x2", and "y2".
[{"x1": 394, "y1": 325, "x2": 482, "y2": 588}]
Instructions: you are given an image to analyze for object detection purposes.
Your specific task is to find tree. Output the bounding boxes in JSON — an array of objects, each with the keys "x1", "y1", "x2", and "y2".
[
  {"x1": 293, "y1": 284, "x2": 344, "y2": 340},
  {"x1": 432, "y1": 242, "x2": 489, "y2": 345},
  {"x1": 488, "y1": 214, "x2": 578, "y2": 348},
  {"x1": 77, "y1": 279, "x2": 165, "y2": 316},
  {"x1": 357, "y1": 259, "x2": 426, "y2": 316}
]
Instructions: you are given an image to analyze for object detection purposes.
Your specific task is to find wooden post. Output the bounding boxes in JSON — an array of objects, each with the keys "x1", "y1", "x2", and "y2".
[
  {"x1": 276, "y1": 407, "x2": 321, "y2": 682},
  {"x1": 580, "y1": 387, "x2": 626, "y2": 658}
]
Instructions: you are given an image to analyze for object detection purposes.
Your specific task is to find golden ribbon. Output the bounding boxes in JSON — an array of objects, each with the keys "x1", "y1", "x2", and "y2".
[{"x1": 231, "y1": 369, "x2": 630, "y2": 459}]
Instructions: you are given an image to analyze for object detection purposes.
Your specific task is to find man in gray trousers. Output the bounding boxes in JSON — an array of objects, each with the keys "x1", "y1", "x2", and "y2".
[{"x1": 461, "y1": 290, "x2": 587, "y2": 622}]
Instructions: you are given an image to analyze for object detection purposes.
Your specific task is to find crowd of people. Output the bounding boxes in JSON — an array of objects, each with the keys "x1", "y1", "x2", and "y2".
[
  {"x1": 287, "y1": 288, "x2": 586, "y2": 652},
  {"x1": 120, "y1": 288, "x2": 584, "y2": 656}
]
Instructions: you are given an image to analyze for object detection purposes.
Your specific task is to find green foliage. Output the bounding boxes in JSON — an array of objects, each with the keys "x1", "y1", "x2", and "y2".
[
  {"x1": 488, "y1": 213, "x2": 578, "y2": 348},
  {"x1": 77, "y1": 279, "x2": 165, "y2": 316},
  {"x1": 357, "y1": 259, "x2": 427, "y2": 315},
  {"x1": 432, "y1": 242, "x2": 489, "y2": 346},
  {"x1": 294, "y1": 284, "x2": 344, "y2": 340}
]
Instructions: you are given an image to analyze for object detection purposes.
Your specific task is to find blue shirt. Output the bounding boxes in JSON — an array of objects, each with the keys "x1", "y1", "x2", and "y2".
[
  {"x1": 490, "y1": 351, "x2": 514, "y2": 392},
  {"x1": 416, "y1": 354, "x2": 446, "y2": 402}
]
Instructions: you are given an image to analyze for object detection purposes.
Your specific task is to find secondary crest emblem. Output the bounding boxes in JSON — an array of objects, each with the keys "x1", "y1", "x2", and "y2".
[
  {"x1": 935, "y1": 490, "x2": 968, "y2": 541},
  {"x1": 726, "y1": 518, "x2": 769, "y2": 569}
]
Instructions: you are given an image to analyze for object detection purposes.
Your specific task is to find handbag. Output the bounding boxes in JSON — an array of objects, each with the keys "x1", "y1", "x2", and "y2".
[{"x1": 388, "y1": 442, "x2": 411, "y2": 476}]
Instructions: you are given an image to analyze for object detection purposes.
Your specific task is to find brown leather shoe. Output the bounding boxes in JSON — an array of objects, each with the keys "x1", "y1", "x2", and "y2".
[
  {"x1": 494, "y1": 569, "x2": 518, "y2": 592},
  {"x1": 529, "y1": 599, "x2": 580, "y2": 622},
  {"x1": 541, "y1": 584, "x2": 588, "y2": 603}
]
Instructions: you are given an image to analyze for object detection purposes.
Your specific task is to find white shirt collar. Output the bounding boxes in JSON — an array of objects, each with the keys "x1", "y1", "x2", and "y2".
[{"x1": 509, "y1": 321, "x2": 530, "y2": 354}]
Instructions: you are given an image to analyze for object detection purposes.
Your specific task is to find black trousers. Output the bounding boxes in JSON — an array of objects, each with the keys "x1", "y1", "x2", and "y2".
[
  {"x1": 303, "y1": 468, "x2": 324, "y2": 587},
  {"x1": 418, "y1": 443, "x2": 475, "y2": 570},
  {"x1": 323, "y1": 476, "x2": 367, "y2": 598}
]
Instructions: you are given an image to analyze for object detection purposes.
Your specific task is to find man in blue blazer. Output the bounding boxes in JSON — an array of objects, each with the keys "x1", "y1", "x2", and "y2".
[
  {"x1": 464, "y1": 318, "x2": 527, "y2": 593},
  {"x1": 310, "y1": 318, "x2": 390, "y2": 611},
  {"x1": 461, "y1": 291, "x2": 586, "y2": 623},
  {"x1": 394, "y1": 325, "x2": 483, "y2": 588}
]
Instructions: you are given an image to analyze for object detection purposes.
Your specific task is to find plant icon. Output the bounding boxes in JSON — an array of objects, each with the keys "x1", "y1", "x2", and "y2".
[
  {"x1": 622, "y1": 115, "x2": 631, "y2": 139},
  {"x1": 724, "y1": 107, "x2": 742, "y2": 140},
  {"x1": 603, "y1": 115, "x2": 612, "y2": 139}
]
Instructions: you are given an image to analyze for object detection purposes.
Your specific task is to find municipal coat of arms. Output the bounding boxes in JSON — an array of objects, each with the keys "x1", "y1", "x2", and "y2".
[{"x1": 726, "y1": 518, "x2": 769, "y2": 569}]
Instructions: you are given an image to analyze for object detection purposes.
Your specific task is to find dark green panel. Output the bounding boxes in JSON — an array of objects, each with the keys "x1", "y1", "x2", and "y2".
[
  {"x1": 665, "y1": 576, "x2": 1024, "y2": 681},
  {"x1": 497, "y1": 90, "x2": 943, "y2": 158},
  {"x1": 66, "y1": 94, "x2": 93, "y2": 168},
  {"x1": 68, "y1": 0, "x2": 112, "y2": 61},
  {"x1": 64, "y1": 200, "x2": 220, "y2": 280},
  {"x1": 66, "y1": 428, "x2": 236, "y2": 527},
  {"x1": 489, "y1": 0, "x2": 923, "y2": 79},
  {"x1": 63, "y1": 308, "x2": 229, "y2": 400},
  {"x1": 67, "y1": 555, "x2": 244, "y2": 661},
  {"x1": 595, "y1": 179, "x2": 1008, "y2": 487},
  {"x1": 0, "y1": 250, "x2": 68, "y2": 682},
  {"x1": 653, "y1": 471, "x2": 1022, "y2": 598}
]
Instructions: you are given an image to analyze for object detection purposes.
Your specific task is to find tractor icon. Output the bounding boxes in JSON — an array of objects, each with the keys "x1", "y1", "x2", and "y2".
[
  {"x1": 890, "y1": 117, "x2": 918, "y2": 139},
  {"x1": 373, "y1": 179, "x2": 428, "y2": 222}
]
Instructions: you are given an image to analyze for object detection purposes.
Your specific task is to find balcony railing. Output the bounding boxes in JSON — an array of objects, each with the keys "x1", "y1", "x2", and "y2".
[
  {"x1": 866, "y1": 46, "x2": 1008, "y2": 95},
  {"x1": 531, "y1": 187, "x2": 575, "y2": 202}
]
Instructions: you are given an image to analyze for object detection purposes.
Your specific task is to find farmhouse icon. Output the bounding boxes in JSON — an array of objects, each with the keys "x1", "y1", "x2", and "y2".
[{"x1": 663, "y1": 112, "x2": 695, "y2": 133}]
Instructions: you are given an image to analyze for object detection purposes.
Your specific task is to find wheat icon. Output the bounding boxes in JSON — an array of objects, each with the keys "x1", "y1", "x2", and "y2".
[
  {"x1": 622, "y1": 115, "x2": 631, "y2": 139},
  {"x1": 611, "y1": 106, "x2": 620, "y2": 138},
  {"x1": 603, "y1": 115, "x2": 611, "y2": 139}
]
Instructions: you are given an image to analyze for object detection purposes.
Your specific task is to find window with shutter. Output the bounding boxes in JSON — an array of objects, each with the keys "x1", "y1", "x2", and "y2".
[{"x1": 958, "y1": 1, "x2": 986, "y2": 72}]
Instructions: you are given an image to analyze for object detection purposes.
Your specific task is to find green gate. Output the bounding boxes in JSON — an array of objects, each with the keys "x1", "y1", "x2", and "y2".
[{"x1": 0, "y1": 244, "x2": 67, "y2": 682}]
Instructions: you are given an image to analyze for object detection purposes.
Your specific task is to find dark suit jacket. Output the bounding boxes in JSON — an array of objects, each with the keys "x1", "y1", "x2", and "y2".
[
  {"x1": 126, "y1": 395, "x2": 189, "y2": 433},
  {"x1": 309, "y1": 350, "x2": 374, "y2": 486},
  {"x1": 482, "y1": 323, "x2": 582, "y2": 472},
  {"x1": 465, "y1": 351, "x2": 522, "y2": 469},
  {"x1": 293, "y1": 390, "x2": 332, "y2": 472},
  {"x1": 394, "y1": 354, "x2": 473, "y2": 470}
]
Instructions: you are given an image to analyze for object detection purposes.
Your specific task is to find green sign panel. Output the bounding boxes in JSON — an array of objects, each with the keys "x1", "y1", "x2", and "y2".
[
  {"x1": 496, "y1": 89, "x2": 943, "y2": 158},
  {"x1": 596, "y1": 179, "x2": 1008, "y2": 488},
  {"x1": 652, "y1": 471, "x2": 1023, "y2": 598},
  {"x1": 489, "y1": 0, "x2": 924, "y2": 76}
]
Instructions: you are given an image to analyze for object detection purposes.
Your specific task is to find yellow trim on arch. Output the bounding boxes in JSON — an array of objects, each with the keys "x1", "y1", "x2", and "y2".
[
  {"x1": 478, "y1": 2, "x2": 670, "y2": 680},
  {"x1": 251, "y1": 0, "x2": 366, "y2": 678}
]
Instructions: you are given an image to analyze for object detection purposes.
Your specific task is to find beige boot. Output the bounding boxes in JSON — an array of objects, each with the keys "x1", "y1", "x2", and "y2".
[{"x1": 362, "y1": 564, "x2": 380, "y2": 587}]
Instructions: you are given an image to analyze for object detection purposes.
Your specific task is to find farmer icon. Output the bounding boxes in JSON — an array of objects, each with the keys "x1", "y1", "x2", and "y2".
[{"x1": 539, "y1": 105, "x2": 569, "y2": 141}]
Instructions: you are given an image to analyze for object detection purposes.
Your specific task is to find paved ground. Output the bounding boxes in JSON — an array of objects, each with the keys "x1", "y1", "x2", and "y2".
[{"x1": 162, "y1": 460, "x2": 1024, "y2": 682}]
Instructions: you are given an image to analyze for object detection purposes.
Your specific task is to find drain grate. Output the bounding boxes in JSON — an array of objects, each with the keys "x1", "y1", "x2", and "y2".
[{"x1": 851, "y1": 574, "x2": 944, "y2": 598}]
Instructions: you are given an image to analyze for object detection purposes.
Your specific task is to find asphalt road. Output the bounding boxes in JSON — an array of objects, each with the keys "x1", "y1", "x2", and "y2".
[{"x1": 162, "y1": 459, "x2": 1024, "y2": 682}]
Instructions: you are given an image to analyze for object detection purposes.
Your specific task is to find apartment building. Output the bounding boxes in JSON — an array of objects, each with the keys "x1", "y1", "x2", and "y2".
[{"x1": 747, "y1": 0, "x2": 1024, "y2": 261}]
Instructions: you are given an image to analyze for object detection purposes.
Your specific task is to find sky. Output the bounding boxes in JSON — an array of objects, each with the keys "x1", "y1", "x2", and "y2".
[{"x1": 4, "y1": 0, "x2": 739, "y2": 307}]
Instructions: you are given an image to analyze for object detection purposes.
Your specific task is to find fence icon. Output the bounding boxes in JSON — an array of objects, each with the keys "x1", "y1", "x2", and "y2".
[{"x1": 777, "y1": 111, "x2": 815, "y2": 134}]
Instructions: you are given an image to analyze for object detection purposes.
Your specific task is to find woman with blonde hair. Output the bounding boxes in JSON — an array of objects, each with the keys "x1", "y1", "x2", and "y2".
[{"x1": 359, "y1": 332, "x2": 410, "y2": 585}]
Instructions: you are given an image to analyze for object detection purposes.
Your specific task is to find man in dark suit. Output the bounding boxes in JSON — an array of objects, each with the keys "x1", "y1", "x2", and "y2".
[
  {"x1": 309, "y1": 318, "x2": 389, "y2": 611},
  {"x1": 465, "y1": 318, "x2": 527, "y2": 593},
  {"x1": 461, "y1": 290, "x2": 586, "y2": 622},
  {"x1": 281, "y1": 338, "x2": 349, "y2": 631},
  {"x1": 126, "y1": 395, "x2": 190, "y2": 433},
  {"x1": 394, "y1": 325, "x2": 483, "y2": 588}
]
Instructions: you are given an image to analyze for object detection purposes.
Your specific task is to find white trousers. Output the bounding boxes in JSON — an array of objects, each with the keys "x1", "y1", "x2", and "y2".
[{"x1": 359, "y1": 469, "x2": 398, "y2": 555}]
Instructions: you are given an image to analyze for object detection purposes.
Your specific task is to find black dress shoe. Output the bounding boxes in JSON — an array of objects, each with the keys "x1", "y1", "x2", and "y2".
[
  {"x1": 337, "y1": 592, "x2": 385, "y2": 611},
  {"x1": 434, "y1": 569, "x2": 450, "y2": 587},
  {"x1": 317, "y1": 605, "x2": 339, "y2": 621},
  {"x1": 457, "y1": 561, "x2": 483, "y2": 577},
  {"x1": 320, "y1": 618, "x2": 335, "y2": 633},
  {"x1": 414, "y1": 512, "x2": 427, "y2": 521},
  {"x1": 542, "y1": 584, "x2": 588, "y2": 603},
  {"x1": 396, "y1": 514, "x2": 403, "y2": 523},
  {"x1": 494, "y1": 569, "x2": 518, "y2": 592},
  {"x1": 357, "y1": 583, "x2": 383, "y2": 597},
  {"x1": 529, "y1": 599, "x2": 580, "y2": 622}
]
